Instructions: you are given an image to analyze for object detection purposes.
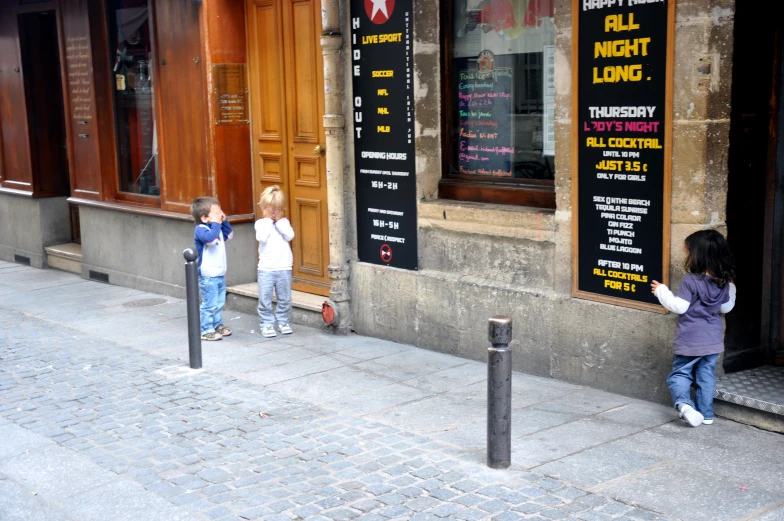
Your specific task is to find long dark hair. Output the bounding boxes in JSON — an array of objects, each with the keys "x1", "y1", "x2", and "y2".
[{"x1": 684, "y1": 230, "x2": 735, "y2": 288}]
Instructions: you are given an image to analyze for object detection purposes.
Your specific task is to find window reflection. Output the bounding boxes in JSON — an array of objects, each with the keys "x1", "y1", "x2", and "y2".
[
  {"x1": 106, "y1": 0, "x2": 159, "y2": 196},
  {"x1": 450, "y1": 0, "x2": 555, "y2": 180}
]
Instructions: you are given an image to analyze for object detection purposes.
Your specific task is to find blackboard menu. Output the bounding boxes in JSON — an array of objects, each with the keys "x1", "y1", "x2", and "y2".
[
  {"x1": 350, "y1": 0, "x2": 417, "y2": 270},
  {"x1": 574, "y1": 0, "x2": 672, "y2": 311},
  {"x1": 455, "y1": 59, "x2": 514, "y2": 177}
]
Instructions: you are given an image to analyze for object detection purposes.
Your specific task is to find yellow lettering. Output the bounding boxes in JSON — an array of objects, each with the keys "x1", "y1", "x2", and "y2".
[
  {"x1": 378, "y1": 89, "x2": 388, "y2": 96},
  {"x1": 605, "y1": 13, "x2": 639, "y2": 33},
  {"x1": 377, "y1": 125, "x2": 390, "y2": 133},
  {"x1": 372, "y1": 70, "x2": 394, "y2": 78},
  {"x1": 378, "y1": 107, "x2": 389, "y2": 114}
]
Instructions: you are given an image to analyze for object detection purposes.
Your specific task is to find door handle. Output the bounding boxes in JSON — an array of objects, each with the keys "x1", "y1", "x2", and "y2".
[{"x1": 314, "y1": 145, "x2": 324, "y2": 156}]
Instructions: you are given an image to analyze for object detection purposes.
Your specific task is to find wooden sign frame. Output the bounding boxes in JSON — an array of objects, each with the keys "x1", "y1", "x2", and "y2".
[{"x1": 571, "y1": 0, "x2": 675, "y2": 314}]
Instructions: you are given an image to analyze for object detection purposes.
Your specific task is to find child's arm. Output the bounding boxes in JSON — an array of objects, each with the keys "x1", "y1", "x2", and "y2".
[
  {"x1": 274, "y1": 218, "x2": 295, "y2": 242},
  {"x1": 195, "y1": 222, "x2": 222, "y2": 247},
  {"x1": 720, "y1": 282, "x2": 737, "y2": 314},
  {"x1": 221, "y1": 219, "x2": 233, "y2": 242},
  {"x1": 653, "y1": 284, "x2": 690, "y2": 314},
  {"x1": 255, "y1": 218, "x2": 274, "y2": 243}
]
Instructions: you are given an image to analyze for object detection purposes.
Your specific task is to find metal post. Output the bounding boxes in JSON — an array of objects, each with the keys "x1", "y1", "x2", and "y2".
[
  {"x1": 183, "y1": 248, "x2": 202, "y2": 369},
  {"x1": 487, "y1": 316, "x2": 512, "y2": 469}
]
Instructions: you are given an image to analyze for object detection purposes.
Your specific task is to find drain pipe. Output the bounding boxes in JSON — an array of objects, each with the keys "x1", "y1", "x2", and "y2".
[{"x1": 321, "y1": 0, "x2": 351, "y2": 334}]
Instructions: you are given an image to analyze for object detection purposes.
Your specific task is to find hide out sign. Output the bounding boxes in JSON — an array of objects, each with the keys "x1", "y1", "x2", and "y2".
[
  {"x1": 572, "y1": 0, "x2": 675, "y2": 312},
  {"x1": 350, "y1": 0, "x2": 418, "y2": 270}
]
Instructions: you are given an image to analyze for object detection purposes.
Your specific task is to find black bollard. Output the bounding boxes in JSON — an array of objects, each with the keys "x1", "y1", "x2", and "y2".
[
  {"x1": 487, "y1": 316, "x2": 512, "y2": 469},
  {"x1": 183, "y1": 248, "x2": 202, "y2": 369}
]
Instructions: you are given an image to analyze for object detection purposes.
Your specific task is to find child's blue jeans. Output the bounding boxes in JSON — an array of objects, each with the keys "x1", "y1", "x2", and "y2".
[
  {"x1": 199, "y1": 275, "x2": 226, "y2": 334},
  {"x1": 257, "y1": 270, "x2": 292, "y2": 328},
  {"x1": 666, "y1": 353, "x2": 719, "y2": 420}
]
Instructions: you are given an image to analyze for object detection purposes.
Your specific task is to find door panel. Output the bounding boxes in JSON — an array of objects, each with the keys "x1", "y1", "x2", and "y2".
[{"x1": 247, "y1": 0, "x2": 330, "y2": 296}]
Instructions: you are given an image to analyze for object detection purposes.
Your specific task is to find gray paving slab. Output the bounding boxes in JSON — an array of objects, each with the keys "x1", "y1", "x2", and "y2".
[
  {"x1": 267, "y1": 365, "x2": 400, "y2": 404},
  {"x1": 402, "y1": 362, "x2": 486, "y2": 393},
  {"x1": 510, "y1": 417, "x2": 646, "y2": 469},
  {"x1": 62, "y1": 480, "x2": 202, "y2": 521},
  {"x1": 0, "y1": 443, "x2": 117, "y2": 503},
  {"x1": 610, "y1": 421, "x2": 784, "y2": 493},
  {"x1": 241, "y1": 353, "x2": 348, "y2": 385},
  {"x1": 0, "y1": 424, "x2": 56, "y2": 460},
  {"x1": 0, "y1": 478, "x2": 71, "y2": 521},
  {"x1": 597, "y1": 461, "x2": 784, "y2": 521},
  {"x1": 535, "y1": 444, "x2": 662, "y2": 489},
  {"x1": 364, "y1": 393, "x2": 487, "y2": 435}
]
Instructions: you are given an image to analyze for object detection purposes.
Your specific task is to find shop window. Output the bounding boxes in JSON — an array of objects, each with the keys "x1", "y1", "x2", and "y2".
[
  {"x1": 105, "y1": 0, "x2": 159, "y2": 198},
  {"x1": 441, "y1": 0, "x2": 555, "y2": 208}
]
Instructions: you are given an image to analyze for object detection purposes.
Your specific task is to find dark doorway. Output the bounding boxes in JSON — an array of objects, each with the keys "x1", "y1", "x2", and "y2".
[
  {"x1": 18, "y1": 9, "x2": 70, "y2": 196},
  {"x1": 725, "y1": 2, "x2": 784, "y2": 369}
]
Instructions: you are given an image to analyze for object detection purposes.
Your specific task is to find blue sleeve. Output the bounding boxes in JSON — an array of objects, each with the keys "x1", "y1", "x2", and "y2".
[
  {"x1": 221, "y1": 220, "x2": 233, "y2": 241},
  {"x1": 195, "y1": 222, "x2": 221, "y2": 246},
  {"x1": 676, "y1": 275, "x2": 696, "y2": 303}
]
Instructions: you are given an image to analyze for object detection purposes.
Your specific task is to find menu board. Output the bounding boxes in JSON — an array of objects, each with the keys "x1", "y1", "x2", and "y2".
[
  {"x1": 350, "y1": 0, "x2": 417, "y2": 270},
  {"x1": 213, "y1": 64, "x2": 249, "y2": 126},
  {"x1": 573, "y1": 0, "x2": 673, "y2": 311},
  {"x1": 454, "y1": 55, "x2": 513, "y2": 177},
  {"x1": 64, "y1": 34, "x2": 93, "y2": 121}
]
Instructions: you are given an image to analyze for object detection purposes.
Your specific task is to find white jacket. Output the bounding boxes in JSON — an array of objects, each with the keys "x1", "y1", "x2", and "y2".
[{"x1": 255, "y1": 218, "x2": 294, "y2": 271}]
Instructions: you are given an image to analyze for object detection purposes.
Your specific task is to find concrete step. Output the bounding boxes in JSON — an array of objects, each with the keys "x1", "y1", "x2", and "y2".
[
  {"x1": 44, "y1": 243, "x2": 82, "y2": 274},
  {"x1": 225, "y1": 283, "x2": 326, "y2": 329}
]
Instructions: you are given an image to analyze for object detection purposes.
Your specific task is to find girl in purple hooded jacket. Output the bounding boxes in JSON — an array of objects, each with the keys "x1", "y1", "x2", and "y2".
[{"x1": 651, "y1": 230, "x2": 736, "y2": 427}]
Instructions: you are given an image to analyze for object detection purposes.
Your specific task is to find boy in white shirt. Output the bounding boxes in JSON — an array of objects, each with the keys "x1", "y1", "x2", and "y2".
[{"x1": 255, "y1": 185, "x2": 295, "y2": 337}]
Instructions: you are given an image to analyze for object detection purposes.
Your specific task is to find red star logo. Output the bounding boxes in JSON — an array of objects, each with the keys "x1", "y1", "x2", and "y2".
[{"x1": 365, "y1": 0, "x2": 395, "y2": 24}]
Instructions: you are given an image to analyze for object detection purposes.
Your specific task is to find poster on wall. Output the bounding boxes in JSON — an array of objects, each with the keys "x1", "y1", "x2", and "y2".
[
  {"x1": 572, "y1": 0, "x2": 674, "y2": 312},
  {"x1": 350, "y1": 0, "x2": 418, "y2": 270}
]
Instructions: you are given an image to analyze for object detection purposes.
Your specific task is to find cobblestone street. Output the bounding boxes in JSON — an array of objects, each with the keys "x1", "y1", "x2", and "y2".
[{"x1": 1, "y1": 262, "x2": 783, "y2": 521}]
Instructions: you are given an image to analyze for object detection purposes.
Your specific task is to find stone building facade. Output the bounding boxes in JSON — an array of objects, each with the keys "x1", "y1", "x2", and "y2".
[{"x1": 1, "y1": 0, "x2": 780, "y2": 406}]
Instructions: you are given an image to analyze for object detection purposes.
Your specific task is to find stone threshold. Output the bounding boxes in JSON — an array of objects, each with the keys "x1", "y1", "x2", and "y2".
[
  {"x1": 44, "y1": 243, "x2": 82, "y2": 275},
  {"x1": 227, "y1": 283, "x2": 325, "y2": 312}
]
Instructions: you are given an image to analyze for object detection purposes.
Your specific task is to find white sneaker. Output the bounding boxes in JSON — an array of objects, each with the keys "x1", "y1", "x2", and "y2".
[
  {"x1": 679, "y1": 404, "x2": 704, "y2": 427},
  {"x1": 261, "y1": 326, "x2": 277, "y2": 338},
  {"x1": 278, "y1": 323, "x2": 293, "y2": 335},
  {"x1": 703, "y1": 418, "x2": 714, "y2": 425}
]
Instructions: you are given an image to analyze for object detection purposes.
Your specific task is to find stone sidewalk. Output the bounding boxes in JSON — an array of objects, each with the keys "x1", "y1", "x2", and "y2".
[{"x1": 1, "y1": 260, "x2": 782, "y2": 521}]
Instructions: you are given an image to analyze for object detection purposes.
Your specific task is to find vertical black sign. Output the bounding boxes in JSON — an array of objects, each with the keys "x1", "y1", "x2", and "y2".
[
  {"x1": 575, "y1": 0, "x2": 672, "y2": 309},
  {"x1": 350, "y1": 0, "x2": 417, "y2": 270}
]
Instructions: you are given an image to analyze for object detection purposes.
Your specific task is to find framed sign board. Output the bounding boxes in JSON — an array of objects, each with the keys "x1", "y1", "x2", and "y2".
[
  {"x1": 572, "y1": 0, "x2": 675, "y2": 313},
  {"x1": 350, "y1": 0, "x2": 418, "y2": 270},
  {"x1": 213, "y1": 64, "x2": 249, "y2": 126}
]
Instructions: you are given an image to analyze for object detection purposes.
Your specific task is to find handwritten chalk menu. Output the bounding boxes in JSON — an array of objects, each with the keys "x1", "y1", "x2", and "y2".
[
  {"x1": 213, "y1": 64, "x2": 249, "y2": 125},
  {"x1": 64, "y1": 35, "x2": 92, "y2": 121},
  {"x1": 574, "y1": 0, "x2": 673, "y2": 311},
  {"x1": 454, "y1": 62, "x2": 514, "y2": 177},
  {"x1": 350, "y1": 0, "x2": 417, "y2": 270}
]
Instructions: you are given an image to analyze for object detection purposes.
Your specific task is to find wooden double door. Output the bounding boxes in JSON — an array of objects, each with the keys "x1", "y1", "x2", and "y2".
[{"x1": 246, "y1": 0, "x2": 330, "y2": 296}]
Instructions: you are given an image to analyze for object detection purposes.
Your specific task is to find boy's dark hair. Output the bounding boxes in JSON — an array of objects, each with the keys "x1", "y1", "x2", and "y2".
[
  {"x1": 191, "y1": 197, "x2": 220, "y2": 223},
  {"x1": 684, "y1": 229, "x2": 735, "y2": 288}
]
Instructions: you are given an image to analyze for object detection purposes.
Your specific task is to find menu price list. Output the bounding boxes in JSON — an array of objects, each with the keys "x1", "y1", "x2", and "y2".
[
  {"x1": 577, "y1": 0, "x2": 670, "y2": 307},
  {"x1": 350, "y1": 0, "x2": 417, "y2": 270},
  {"x1": 454, "y1": 58, "x2": 514, "y2": 177}
]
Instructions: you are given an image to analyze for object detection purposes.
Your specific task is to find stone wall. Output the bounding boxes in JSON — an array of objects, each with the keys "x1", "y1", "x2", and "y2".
[
  {"x1": 79, "y1": 206, "x2": 257, "y2": 297},
  {"x1": 0, "y1": 193, "x2": 71, "y2": 268},
  {"x1": 343, "y1": 0, "x2": 736, "y2": 403}
]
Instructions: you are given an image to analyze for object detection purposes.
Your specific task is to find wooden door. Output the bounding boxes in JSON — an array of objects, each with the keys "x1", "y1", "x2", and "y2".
[{"x1": 246, "y1": 0, "x2": 330, "y2": 297}]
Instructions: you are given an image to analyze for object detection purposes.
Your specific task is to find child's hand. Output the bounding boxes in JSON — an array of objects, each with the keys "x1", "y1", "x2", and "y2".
[
  {"x1": 651, "y1": 280, "x2": 661, "y2": 294},
  {"x1": 208, "y1": 207, "x2": 222, "y2": 223},
  {"x1": 273, "y1": 208, "x2": 284, "y2": 221},
  {"x1": 262, "y1": 206, "x2": 273, "y2": 220}
]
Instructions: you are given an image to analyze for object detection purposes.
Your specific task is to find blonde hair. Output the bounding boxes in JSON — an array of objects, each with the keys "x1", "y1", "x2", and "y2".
[{"x1": 259, "y1": 185, "x2": 285, "y2": 209}]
